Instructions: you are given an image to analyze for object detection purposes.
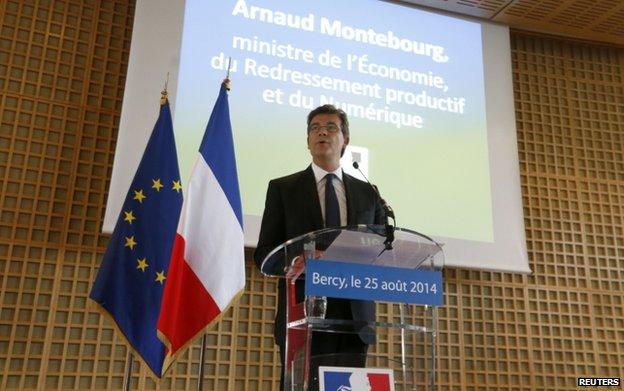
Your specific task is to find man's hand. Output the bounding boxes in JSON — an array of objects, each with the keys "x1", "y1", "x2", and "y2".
[
  {"x1": 285, "y1": 256, "x2": 305, "y2": 279},
  {"x1": 284, "y1": 250, "x2": 325, "y2": 279}
]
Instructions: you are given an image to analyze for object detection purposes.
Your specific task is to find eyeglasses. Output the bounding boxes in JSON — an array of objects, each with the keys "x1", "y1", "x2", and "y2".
[{"x1": 308, "y1": 123, "x2": 340, "y2": 134}]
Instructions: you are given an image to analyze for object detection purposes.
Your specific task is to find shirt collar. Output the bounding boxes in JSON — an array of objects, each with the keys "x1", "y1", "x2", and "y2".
[{"x1": 311, "y1": 162, "x2": 343, "y2": 183}]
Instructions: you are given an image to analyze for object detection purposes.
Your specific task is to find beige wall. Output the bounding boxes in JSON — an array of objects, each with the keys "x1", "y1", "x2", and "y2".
[{"x1": 0, "y1": 0, "x2": 622, "y2": 389}]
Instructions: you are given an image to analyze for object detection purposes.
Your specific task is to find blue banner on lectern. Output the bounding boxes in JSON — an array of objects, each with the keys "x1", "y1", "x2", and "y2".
[{"x1": 305, "y1": 260, "x2": 443, "y2": 306}]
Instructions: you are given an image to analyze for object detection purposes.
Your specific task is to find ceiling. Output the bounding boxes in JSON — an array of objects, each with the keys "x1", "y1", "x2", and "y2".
[{"x1": 401, "y1": 0, "x2": 624, "y2": 46}]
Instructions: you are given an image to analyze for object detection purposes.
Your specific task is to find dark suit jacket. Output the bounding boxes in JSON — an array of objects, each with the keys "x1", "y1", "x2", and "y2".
[{"x1": 254, "y1": 165, "x2": 384, "y2": 346}]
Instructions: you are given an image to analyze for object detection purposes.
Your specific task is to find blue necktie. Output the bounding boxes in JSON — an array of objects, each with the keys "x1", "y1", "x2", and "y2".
[{"x1": 325, "y1": 173, "x2": 341, "y2": 227}]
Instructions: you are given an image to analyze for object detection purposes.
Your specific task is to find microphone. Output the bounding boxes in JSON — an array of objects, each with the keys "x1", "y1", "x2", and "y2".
[{"x1": 352, "y1": 162, "x2": 395, "y2": 250}]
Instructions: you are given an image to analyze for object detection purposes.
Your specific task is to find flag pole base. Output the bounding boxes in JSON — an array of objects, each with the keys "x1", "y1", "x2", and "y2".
[
  {"x1": 197, "y1": 334, "x2": 207, "y2": 391},
  {"x1": 123, "y1": 350, "x2": 134, "y2": 391}
]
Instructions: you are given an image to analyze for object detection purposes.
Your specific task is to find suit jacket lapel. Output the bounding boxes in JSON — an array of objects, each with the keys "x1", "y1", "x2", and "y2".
[
  {"x1": 343, "y1": 172, "x2": 357, "y2": 225},
  {"x1": 300, "y1": 165, "x2": 324, "y2": 229}
]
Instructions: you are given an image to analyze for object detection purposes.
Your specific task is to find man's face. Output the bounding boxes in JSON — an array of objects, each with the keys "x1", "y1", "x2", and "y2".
[{"x1": 307, "y1": 113, "x2": 349, "y2": 162}]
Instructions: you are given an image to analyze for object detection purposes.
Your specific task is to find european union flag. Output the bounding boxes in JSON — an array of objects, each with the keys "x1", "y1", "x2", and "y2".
[{"x1": 90, "y1": 97, "x2": 183, "y2": 377}]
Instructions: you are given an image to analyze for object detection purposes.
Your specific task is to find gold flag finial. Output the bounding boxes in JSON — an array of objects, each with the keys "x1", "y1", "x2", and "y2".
[
  {"x1": 160, "y1": 72, "x2": 170, "y2": 105},
  {"x1": 223, "y1": 57, "x2": 232, "y2": 91}
]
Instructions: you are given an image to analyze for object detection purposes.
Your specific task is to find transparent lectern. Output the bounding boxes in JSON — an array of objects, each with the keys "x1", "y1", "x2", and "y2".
[{"x1": 260, "y1": 225, "x2": 444, "y2": 391}]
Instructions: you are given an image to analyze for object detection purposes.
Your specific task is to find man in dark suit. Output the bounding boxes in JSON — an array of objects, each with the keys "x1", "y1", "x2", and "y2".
[{"x1": 254, "y1": 104, "x2": 384, "y2": 390}]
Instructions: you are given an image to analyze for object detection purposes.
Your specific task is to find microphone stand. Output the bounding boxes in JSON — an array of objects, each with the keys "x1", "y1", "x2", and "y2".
[
  {"x1": 379, "y1": 190, "x2": 395, "y2": 251},
  {"x1": 352, "y1": 162, "x2": 395, "y2": 251}
]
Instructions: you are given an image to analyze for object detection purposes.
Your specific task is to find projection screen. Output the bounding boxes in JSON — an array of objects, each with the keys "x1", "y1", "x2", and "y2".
[{"x1": 104, "y1": 0, "x2": 530, "y2": 273}]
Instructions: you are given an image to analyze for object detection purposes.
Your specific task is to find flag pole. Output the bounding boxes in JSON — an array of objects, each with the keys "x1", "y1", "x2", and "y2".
[
  {"x1": 123, "y1": 351, "x2": 134, "y2": 391},
  {"x1": 122, "y1": 87, "x2": 165, "y2": 389},
  {"x1": 195, "y1": 67, "x2": 233, "y2": 391},
  {"x1": 90, "y1": 80, "x2": 183, "y2": 379},
  {"x1": 196, "y1": 334, "x2": 208, "y2": 391}
]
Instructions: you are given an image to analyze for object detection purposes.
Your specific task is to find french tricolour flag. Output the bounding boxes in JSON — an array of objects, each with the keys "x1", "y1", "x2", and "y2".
[{"x1": 157, "y1": 82, "x2": 245, "y2": 374}]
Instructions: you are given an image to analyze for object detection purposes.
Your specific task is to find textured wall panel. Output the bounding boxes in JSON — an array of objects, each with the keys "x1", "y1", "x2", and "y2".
[
  {"x1": 0, "y1": 0, "x2": 623, "y2": 390},
  {"x1": 402, "y1": 0, "x2": 624, "y2": 45}
]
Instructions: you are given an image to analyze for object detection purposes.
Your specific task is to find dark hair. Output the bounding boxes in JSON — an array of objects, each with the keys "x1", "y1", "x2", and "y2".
[{"x1": 307, "y1": 104, "x2": 349, "y2": 138}]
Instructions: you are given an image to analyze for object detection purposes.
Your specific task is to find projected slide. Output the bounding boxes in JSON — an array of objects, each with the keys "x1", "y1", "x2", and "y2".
[{"x1": 174, "y1": 0, "x2": 492, "y2": 242}]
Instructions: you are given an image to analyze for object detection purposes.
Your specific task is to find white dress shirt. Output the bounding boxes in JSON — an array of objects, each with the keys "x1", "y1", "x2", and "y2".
[{"x1": 311, "y1": 162, "x2": 347, "y2": 226}]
